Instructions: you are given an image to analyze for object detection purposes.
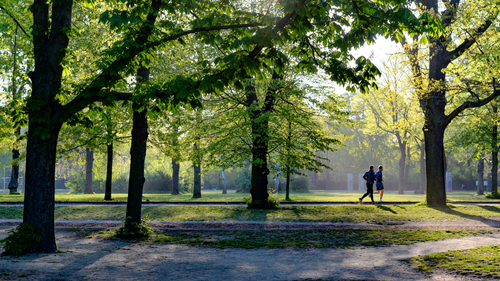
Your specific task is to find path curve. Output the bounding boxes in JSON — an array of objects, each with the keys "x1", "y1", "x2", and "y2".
[{"x1": 0, "y1": 229, "x2": 499, "y2": 280}]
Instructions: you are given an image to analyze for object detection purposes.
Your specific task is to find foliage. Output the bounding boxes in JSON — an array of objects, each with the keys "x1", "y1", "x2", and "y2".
[
  {"x1": 235, "y1": 170, "x2": 251, "y2": 193},
  {"x1": 0, "y1": 223, "x2": 42, "y2": 255},
  {"x1": 290, "y1": 175, "x2": 310, "y2": 193},
  {"x1": 485, "y1": 192, "x2": 500, "y2": 199},
  {"x1": 115, "y1": 215, "x2": 152, "y2": 239}
]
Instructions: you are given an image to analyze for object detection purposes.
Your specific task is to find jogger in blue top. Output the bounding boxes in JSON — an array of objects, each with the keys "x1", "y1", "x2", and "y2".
[
  {"x1": 359, "y1": 165, "x2": 376, "y2": 204},
  {"x1": 375, "y1": 165, "x2": 384, "y2": 203}
]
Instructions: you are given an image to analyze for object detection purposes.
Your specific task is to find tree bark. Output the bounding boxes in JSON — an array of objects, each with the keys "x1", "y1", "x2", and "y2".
[
  {"x1": 477, "y1": 153, "x2": 485, "y2": 195},
  {"x1": 222, "y1": 168, "x2": 227, "y2": 194},
  {"x1": 8, "y1": 127, "x2": 21, "y2": 194},
  {"x1": 104, "y1": 142, "x2": 113, "y2": 200},
  {"x1": 171, "y1": 159, "x2": 180, "y2": 195},
  {"x1": 247, "y1": 72, "x2": 281, "y2": 207},
  {"x1": 397, "y1": 137, "x2": 407, "y2": 194},
  {"x1": 171, "y1": 119, "x2": 180, "y2": 195},
  {"x1": 125, "y1": 65, "x2": 149, "y2": 226},
  {"x1": 285, "y1": 166, "x2": 290, "y2": 201},
  {"x1": 193, "y1": 160, "x2": 201, "y2": 199},
  {"x1": 84, "y1": 148, "x2": 94, "y2": 194},
  {"x1": 8, "y1": 26, "x2": 19, "y2": 194},
  {"x1": 419, "y1": 140, "x2": 426, "y2": 194},
  {"x1": 404, "y1": 146, "x2": 411, "y2": 193},
  {"x1": 492, "y1": 102, "x2": 498, "y2": 193},
  {"x1": 22, "y1": 0, "x2": 74, "y2": 253},
  {"x1": 424, "y1": 121, "x2": 447, "y2": 206}
]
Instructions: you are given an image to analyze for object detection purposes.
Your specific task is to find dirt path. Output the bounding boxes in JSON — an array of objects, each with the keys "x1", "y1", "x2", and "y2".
[{"x1": 0, "y1": 225, "x2": 499, "y2": 280}]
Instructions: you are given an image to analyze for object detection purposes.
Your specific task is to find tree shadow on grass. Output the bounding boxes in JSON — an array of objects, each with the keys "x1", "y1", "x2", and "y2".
[
  {"x1": 430, "y1": 206, "x2": 500, "y2": 228},
  {"x1": 376, "y1": 205, "x2": 397, "y2": 214}
]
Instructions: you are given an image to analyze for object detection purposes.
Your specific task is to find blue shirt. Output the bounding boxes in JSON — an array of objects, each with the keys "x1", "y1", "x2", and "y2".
[
  {"x1": 364, "y1": 170, "x2": 376, "y2": 183},
  {"x1": 375, "y1": 170, "x2": 383, "y2": 182}
]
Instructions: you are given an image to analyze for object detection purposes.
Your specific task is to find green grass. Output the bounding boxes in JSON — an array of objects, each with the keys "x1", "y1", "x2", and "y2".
[
  {"x1": 0, "y1": 190, "x2": 497, "y2": 203},
  {"x1": 89, "y1": 229, "x2": 491, "y2": 249},
  {"x1": 411, "y1": 244, "x2": 500, "y2": 277},
  {"x1": 1, "y1": 204, "x2": 500, "y2": 223}
]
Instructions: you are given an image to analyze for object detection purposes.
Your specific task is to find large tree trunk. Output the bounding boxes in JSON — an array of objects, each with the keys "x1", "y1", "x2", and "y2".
[
  {"x1": 397, "y1": 138, "x2": 407, "y2": 194},
  {"x1": 193, "y1": 164, "x2": 201, "y2": 198},
  {"x1": 478, "y1": 153, "x2": 485, "y2": 195},
  {"x1": 8, "y1": 127, "x2": 21, "y2": 194},
  {"x1": 104, "y1": 141, "x2": 113, "y2": 200},
  {"x1": 125, "y1": 65, "x2": 149, "y2": 226},
  {"x1": 419, "y1": 140, "x2": 426, "y2": 194},
  {"x1": 424, "y1": 120, "x2": 447, "y2": 206},
  {"x1": 171, "y1": 159, "x2": 180, "y2": 195},
  {"x1": 22, "y1": 0, "x2": 74, "y2": 253},
  {"x1": 84, "y1": 148, "x2": 94, "y2": 194},
  {"x1": 492, "y1": 102, "x2": 498, "y2": 193},
  {"x1": 222, "y1": 168, "x2": 227, "y2": 194},
  {"x1": 24, "y1": 122, "x2": 61, "y2": 253}
]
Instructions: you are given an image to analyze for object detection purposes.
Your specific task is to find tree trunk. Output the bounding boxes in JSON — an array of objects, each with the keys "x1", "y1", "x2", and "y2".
[
  {"x1": 492, "y1": 102, "x2": 498, "y2": 193},
  {"x1": 8, "y1": 26, "x2": 19, "y2": 194},
  {"x1": 222, "y1": 168, "x2": 227, "y2": 194},
  {"x1": 193, "y1": 164, "x2": 201, "y2": 198},
  {"x1": 249, "y1": 109, "x2": 270, "y2": 206},
  {"x1": 8, "y1": 127, "x2": 21, "y2": 193},
  {"x1": 171, "y1": 159, "x2": 180, "y2": 195},
  {"x1": 192, "y1": 141, "x2": 202, "y2": 198},
  {"x1": 84, "y1": 148, "x2": 94, "y2": 194},
  {"x1": 397, "y1": 139, "x2": 407, "y2": 194},
  {"x1": 285, "y1": 167, "x2": 290, "y2": 201},
  {"x1": 424, "y1": 121, "x2": 447, "y2": 206},
  {"x1": 275, "y1": 160, "x2": 280, "y2": 193},
  {"x1": 404, "y1": 146, "x2": 411, "y2": 193},
  {"x1": 419, "y1": 140, "x2": 426, "y2": 194},
  {"x1": 171, "y1": 120, "x2": 180, "y2": 195},
  {"x1": 125, "y1": 65, "x2": 149, "y2": 226},
  {"x1": 104, "y1": 142, "x2": 113, "y2": 200},
  {"x1": 23, "y1": 121, "x2": 61, "y2": 253},
  {"x1": 478, "y1": 153, "x2": 485, "y2": 195},
  {"x1": 22, "y1": 0, "x2": 74, "y2": 253}
]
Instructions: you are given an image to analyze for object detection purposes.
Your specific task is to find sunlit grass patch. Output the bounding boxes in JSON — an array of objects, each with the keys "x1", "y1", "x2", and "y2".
[
  {"x1": 1, "y1": 204, "x2": 500, "y2": 223},
  {"x1": 411, "y1": 244, "x2": 500, "y2": 277},
  {"x1": 152, "y1": 229, "x2": 490, "y2": 249}
]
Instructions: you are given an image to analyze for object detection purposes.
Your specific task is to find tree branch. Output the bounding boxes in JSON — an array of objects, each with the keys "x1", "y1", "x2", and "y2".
[
  {"x1": 445, "y1": 82, "x2": 500, "y2": 127},
  {"x1": 0, "y1": 6, "x2": 30, "y2": 38},
  {"x1": 445, "y1": 17, "x2": 495, "y2": 62}
]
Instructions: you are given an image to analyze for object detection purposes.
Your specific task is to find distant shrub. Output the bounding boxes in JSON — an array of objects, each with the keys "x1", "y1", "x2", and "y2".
[
  {"x1": 485, "y1": 192, "x2": 500, "y2": 199},
  {"x1": 66, "y1": 170, "x2": 85, "y2": 193},
  {"x1": 235, "y1": 170, "x2": 251, "y2": 193},
  {"x1": 290, "y1": 175, "x2": 310, "y2": 193},
  {"x1": 144, "y1": 171, "x2": 171, "y2": 193}
]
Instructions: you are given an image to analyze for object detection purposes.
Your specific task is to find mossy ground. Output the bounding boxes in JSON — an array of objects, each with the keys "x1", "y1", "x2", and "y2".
[
  {"x1": 88, "y1": 229, "x2": 491, "y2": 249},
  {"x1": 1, "y1": 204, "x2": 500, "y2": 223},
  {"x1": 411, "y1": 244, "x2": 500, "y2": 277}
]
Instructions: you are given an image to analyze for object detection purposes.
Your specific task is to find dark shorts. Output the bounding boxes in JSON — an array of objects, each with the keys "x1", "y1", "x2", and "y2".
[{"x1": 376, "y1": 182, "x2": 384, "y2": 190}]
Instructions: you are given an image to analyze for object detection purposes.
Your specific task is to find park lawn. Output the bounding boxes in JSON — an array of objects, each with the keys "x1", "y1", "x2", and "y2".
[
  {"x1": 89, "y1": 229, "x2": 492, "y2": 249},
  {"x1": 411, "y1": 244, "x2": 500, "y2": 278},
  {"x1": 0, "y1": 190, "x2": 498, "y2": 203},
  {"x1": 1, "y1": 204, "x2": 500, "y2": 222}
]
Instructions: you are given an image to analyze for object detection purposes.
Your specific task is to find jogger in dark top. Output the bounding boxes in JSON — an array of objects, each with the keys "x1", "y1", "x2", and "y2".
[{"x1": 359, "y1": 165, "x2": 376, "y2": 204}]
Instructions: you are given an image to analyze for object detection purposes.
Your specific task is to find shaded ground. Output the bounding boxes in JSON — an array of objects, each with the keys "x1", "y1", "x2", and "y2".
[{"x1": 0, "y1": 222, "x2": 499, "y2": 280}]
